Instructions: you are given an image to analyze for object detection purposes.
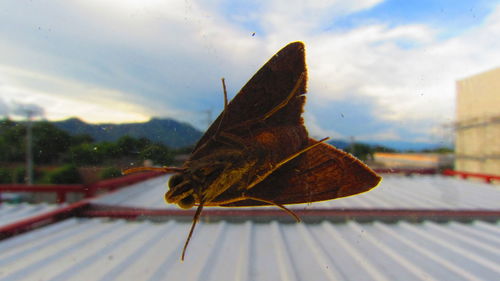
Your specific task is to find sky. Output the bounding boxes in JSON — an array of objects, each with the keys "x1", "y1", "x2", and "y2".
[{"x1": 1, "y1": 0, "x2": 499, "y2": 145}]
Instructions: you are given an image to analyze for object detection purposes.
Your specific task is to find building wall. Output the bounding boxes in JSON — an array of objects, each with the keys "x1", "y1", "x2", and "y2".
[{"x1": 455, "y1": 67, "x2": 500, "y2": 174}]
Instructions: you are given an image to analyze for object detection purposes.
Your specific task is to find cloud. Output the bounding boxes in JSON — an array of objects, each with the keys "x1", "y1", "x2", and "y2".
[
  {"x1": 0, "y1": 0, "x2": 499, "y2": 144},
  {"x1": 0, "y1": 0, "x2": 268, "y2": 125},
  {"x1": 0, "y1": 97, "x2": 44, "y2": 120},
  {"x1": 304, "y1": 112, "x2": 345, "y2": 140},
  {"x1": 11, "y1": 102, "x2": 45, "y2": 119},
  {"x1": 0, "y1": 98, "x2": 9, "y2": 116},
  {"x1": 0, "y1": 65, "x2": 156, "y2": 123}
]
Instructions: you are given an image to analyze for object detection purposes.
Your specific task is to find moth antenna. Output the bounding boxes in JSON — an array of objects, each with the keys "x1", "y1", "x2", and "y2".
[
  {"x1": 221, "y1": 78, "x2": 228, "y2": 110},
  {"x1": 213, "y1": 78, "x2": 229, "y2": 139},
  {"x1": 223, "y1": 71, "x2": 306, "y2": 133},
  {"x1": 181, "y1": 201, "x2": 204, "y2": 261},
  {"x1": 262, "y1": 71, "x2": 305, "y2": 120},
  {"x1": 122, "y1": 166, "x2": 183, "y2": 175},
  {"x1": 190, "y1": 78, "x2": 231, "y2": 156}
]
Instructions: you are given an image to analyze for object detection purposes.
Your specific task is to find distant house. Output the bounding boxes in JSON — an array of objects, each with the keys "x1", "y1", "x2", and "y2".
[
  {"x1": 374, "y1": 152, "x2": 453, "y2": 169},
  {"x1": 455, "y1": 67, "x2": 500, "y2": 175}
]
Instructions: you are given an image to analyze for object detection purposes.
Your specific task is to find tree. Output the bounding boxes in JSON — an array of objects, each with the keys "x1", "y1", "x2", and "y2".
[
  {"x1": 71, "y1": 134, "x2": 94, "y2": 145},
  {"x1": 422, "y1": 146, "x2": 454, "y2": 153},
  {"x1": 373, "y1": 145, "x2": 397, "y2": 153},
  {"x1": 116, "y1": 136, "x2": 143, "y2": 157},
  {"x1": 97, "y1": 141, "x2": 121, "y2": 159},
  {"x1": 67, "y1": 143, "x2": 104, "y2": 165},
  {"x1": 344, "y1": 143, "x2": 375, "y2": 161},
  {"x1": 32, "y1": 122, "x2": 72, "y2": 163},
  {"x1": 45, "y1": 164, "x2": 82, "y2": 184},
  {"x1": 0, "y1": 118, "x2": 26, "y2": 162},
  {"x1": 140, "y1": 144, "x2": 174, "y2": 165}
]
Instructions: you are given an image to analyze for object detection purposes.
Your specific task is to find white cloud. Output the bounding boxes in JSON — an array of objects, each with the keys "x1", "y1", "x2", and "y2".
[
  {"x1": 258, "y1": 0, "x2": 383, "y2": 34},
  {"x1": 0, "y1": 98, "x2": 9, "y2": 116},
  {"x1": 304, "y1": 112, "x2": 345, "y2": 139},
  {"x1": 11, "y1": 102, "x2": 45, "y2": 119},
  {"x1": 357, "y1": 128, "x2": 402, "y2": 142},
  {"x1": 0, "y1": 65, "x2": 158, "y2": 123},
  {"x1": 301, "y1": 3, "x2": 500, "y2": 134}
]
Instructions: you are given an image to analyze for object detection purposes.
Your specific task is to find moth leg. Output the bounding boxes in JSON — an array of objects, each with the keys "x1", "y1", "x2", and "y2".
[
  {"x1": 181, "y1": 201, "x2": 204, "y2": 261},
  {"x1": 122, "y1": 166, "x2": 183, "y2": 175},
  {"x1": 247, "y1": 137, "x2": 330, "y2": 190},
  {"x1": 218, "y1": 196, "x2": 300, "y2": 222}
]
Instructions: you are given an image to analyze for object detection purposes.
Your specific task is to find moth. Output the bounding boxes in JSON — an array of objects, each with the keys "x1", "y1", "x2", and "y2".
[{"x1": 125, "y1": 41, "x2": 381, "y2": 260}]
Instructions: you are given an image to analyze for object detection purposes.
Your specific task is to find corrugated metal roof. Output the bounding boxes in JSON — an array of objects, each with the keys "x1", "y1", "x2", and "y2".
[
  {"x1": 92, "y1": 175, "x2": 500, "y2": 210},
  {"x1": 0, "y1": 203, "x2": 59, "y2": 228},
  {"x1": 0, "y1": 218, "x2": 498, "y2": 281}
]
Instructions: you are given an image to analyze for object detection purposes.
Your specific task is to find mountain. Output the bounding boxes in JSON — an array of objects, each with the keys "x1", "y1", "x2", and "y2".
[
  {"x1": 44, "y1": 117, "x2": 451, "y2": 151},
  {"x1": 328, "y1": 138, "x2": 451, "y2": 152},
  {"x1": 327, "y1": 139, "x2": 350, "y2": 150},
  {"x1": 53, "y1": 118, "x2": 203, "y2": 148}
]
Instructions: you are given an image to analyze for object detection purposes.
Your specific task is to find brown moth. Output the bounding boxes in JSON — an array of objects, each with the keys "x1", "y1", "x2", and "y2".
[{"x1": 125, "y1": 41, "x2": 381, "y2": 260}]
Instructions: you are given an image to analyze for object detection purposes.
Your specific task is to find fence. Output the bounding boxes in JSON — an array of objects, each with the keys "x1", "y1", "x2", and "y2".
[{"x1": 0, "y1": 171, "x2": 161, "y2": 204}]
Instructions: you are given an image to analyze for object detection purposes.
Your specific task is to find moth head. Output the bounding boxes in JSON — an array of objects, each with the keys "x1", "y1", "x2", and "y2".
[{"x1": 165, "y1": 174, "x2": 197, "y2": 209}]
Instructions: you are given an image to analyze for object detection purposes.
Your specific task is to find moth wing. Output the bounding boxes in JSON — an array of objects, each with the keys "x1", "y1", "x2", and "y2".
[
  {"x1": 193, "y1": 42, "x2": 307, "y2": 154},
  {"x1": 221, "y1": 138, "x2": 382, "y2": 206}
]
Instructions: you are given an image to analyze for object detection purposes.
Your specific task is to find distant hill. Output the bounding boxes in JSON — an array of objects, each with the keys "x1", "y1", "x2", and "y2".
[
  {"x1": 328, "y1": 138, "x2": 451, "y2": 152},
  {"x1": 41, "y1": 117, "x2": 449, "y2": 151},
  {"x1": 328, "y1": 139, "x2": 350, "y2": 150},
  {"x1": 53, "y1": 118, "x2": 203, "y2": 148}
]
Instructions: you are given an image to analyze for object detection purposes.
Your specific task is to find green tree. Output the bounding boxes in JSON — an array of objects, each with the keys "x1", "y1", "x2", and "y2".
[
  {"x1": 67, "y1": 143, "x2": 104, "y2": 165},
  {"x1": 116, "y1": 136, "x2": 142, "y2": 157},
  {"x1": 0, "y1": 167, "x2": 12, "y2": 183},
  {"x1": 97, "y1": 141, "x2": 121, "y2": 158},
  {"x1": 45, "y1": 164, "x2": 82, "y2": 184},
  {"x1": 0, "y1": 118, "x2": 26, "y2": 162},
  {"x1": 373, "y1": 145, "x2": 397, "y2": 153},
  {"x1": 422, "y1": 146, "x2": 454, "y2": 153},
  {"x1": 71, "y1": 134, "x2": 94, "y2": 145},
  {"x1": 345, "y1": 143, "x2": 374, "y2": 161},
  {"x1": 100, "y1": 166, "x2": 122, "y2": 180},
  {"x1": 13, "y1": 166, "x2": 26, "y2": 183},
  {"x1": 140, "y1": 144, "x2": 174, "y2": 165},
  {"x1": 32, "y1": 122, "x2": 72, "y2": 163}
]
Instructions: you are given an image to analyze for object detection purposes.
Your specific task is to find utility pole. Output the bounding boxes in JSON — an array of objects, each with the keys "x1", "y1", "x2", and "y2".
[
  {"x1": 15, "y1": 103, "x2": 43, "y2": 185},
  {"x1": 26, "y1": 109, "x2": 34, "y2": 185},
  {"x1": 350, "y1": 136, "x2": 356, "y2": 156},
  {"x1": 203, "y1": 109, "x2": 213, "y2": 128}
]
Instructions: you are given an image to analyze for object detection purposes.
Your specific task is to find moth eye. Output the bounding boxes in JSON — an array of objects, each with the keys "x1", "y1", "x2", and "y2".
[
  {"x1": 178, "y1": 195, "x2": 195, "y2": 209},
  {"x1": 168, "y1": 174, "x2": 183, "y2": 188}
]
